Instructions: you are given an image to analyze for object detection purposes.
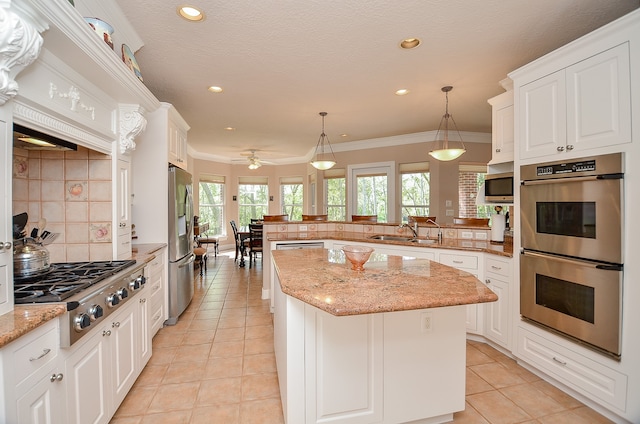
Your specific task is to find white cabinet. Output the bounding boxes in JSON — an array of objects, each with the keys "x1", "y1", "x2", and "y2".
[
  {"x1": 115, "y1": 158, "x2": 132, "y2": 259},
  {"x1": 168, "y1": 119, "x2": 188, "y2": 169},
  {"x1": 517, "y1": 325, "x2": 627, "y2": 412},
  {"x1": 65, "y1": 294, "x2": 148, "y2": 424},
  {"x1": 483, "y1": 256, "x2": 512, "y2": 349},
  {"x1": 0, "y1": 319, "x2": 65, "y2": 424},
  {"x1": 146, "y1": 249, "x2": 167, "y2": 337},
  {"x1": 0, "y1": 111, "x2": 12, "y2": 316},
  {"x1": 132, "y1": 103, "x2": 189, "y2": 245},
  {"x1": 438, "y1": 251, "x2": 483, "y2": 334},
  {"x1": 517, "y1": 43, "x2": 631, "y2": 160},
  {"x1": 487, "y1": 90, "x2": 514, "y2": 164}
]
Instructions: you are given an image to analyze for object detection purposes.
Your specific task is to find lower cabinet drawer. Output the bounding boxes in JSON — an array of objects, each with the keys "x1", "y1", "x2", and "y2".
[
  {"x1": 150, "y1": 301, "x2": 164, "y2": 336},
  {"x1": 11, "y1": 319, "x2": 59, "y2": 387},
  {"x1": 485, "y1": 256, "x2": 511, "y2": 277},
  {"x1": 517, "y1": 326, "x2": 627, "y2": 411},
  {"x1": 439, "y1": 253, "x2": 478, "y2": 270}
]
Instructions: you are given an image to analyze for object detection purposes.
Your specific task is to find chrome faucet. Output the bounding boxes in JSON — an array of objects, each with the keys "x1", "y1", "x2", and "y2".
[
  {"x1": 400, "y1": 222, "x2": 419, "y2": 238},
  {"x1": 426, "y1": 219, "x2": 443, "y2": 242}
]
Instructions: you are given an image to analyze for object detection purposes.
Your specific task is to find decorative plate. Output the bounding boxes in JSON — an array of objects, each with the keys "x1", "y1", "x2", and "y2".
[{"x1": 121, "y1": 44, "x2": 143, "y2": 82}]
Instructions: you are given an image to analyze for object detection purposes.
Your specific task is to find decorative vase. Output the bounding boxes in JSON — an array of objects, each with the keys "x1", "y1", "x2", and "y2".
[{"x1": 84, "y1": 17, "x2": 114, "y2": 50}]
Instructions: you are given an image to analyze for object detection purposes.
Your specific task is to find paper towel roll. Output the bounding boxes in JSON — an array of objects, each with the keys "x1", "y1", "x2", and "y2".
[{"x1": 491, "y1": 214, "x2": 506, "y2": 242}]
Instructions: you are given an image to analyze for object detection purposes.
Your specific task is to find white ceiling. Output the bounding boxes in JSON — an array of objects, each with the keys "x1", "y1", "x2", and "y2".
[{"x1": 115, "y1": 0, "x2": 638, "y2": 164}]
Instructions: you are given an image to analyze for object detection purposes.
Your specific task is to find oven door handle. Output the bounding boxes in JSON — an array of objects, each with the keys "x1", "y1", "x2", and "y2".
[
  {"x1": 521, "y1": 173, "x2": 623, "y2": 186},
  {"x1": 521, "y1": 250, "x2": 623, "y2": 271}
]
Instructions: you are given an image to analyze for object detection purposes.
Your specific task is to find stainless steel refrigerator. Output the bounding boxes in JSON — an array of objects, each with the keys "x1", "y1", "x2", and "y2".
[{"x1": 166, "y1": 166, "x2": 195, "y2": 325}]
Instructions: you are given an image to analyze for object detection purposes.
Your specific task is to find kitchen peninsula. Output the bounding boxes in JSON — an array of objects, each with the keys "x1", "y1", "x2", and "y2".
[{"x1": 272, "y1": 248, "x2": 497, "y2": 424}]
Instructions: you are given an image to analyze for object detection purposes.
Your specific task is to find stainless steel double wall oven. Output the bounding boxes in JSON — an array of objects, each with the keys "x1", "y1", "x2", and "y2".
[{"x1": 520, "y1": 153, "x2": 624, "y2": 358}]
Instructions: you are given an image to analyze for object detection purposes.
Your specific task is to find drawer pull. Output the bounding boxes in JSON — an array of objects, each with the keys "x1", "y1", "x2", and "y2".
[
  {"x1": 491, "y1": 265, "x2": 502, "y2": 270},
  {"x1": 29, "y1": 348, "x2": 51, "y2": 361},
  {"x1": 453, "y1": 260, "x2": 463, "y2": 264},
  {"x1": 113, "y1": 322, "x2": 120, "y2": 328},
  {"x1": 153, "y1": 285, "x2": 160, "y2": 292},
  {"x1": 153, "y1": 313, "x2": 161, "y2": 320},
  {"x1": 552, "y1": 356, "x2": 567, "y2": 366}
]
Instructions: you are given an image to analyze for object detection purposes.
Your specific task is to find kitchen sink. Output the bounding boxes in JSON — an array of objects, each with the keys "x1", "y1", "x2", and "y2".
[
  {"x1": 368, "y1": 235, "x2": 415, "y2": 242},
  {"x1": 412, "y1": 238, "x2": 438, "y2": 244}
]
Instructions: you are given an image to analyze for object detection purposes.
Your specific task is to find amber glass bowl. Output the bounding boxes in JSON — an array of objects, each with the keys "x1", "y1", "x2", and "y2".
[{"x1": 341, "y1": 245, "x2": 374, "y2": 271}]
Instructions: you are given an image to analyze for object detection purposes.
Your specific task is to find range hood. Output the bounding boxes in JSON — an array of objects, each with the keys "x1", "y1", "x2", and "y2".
[{"x1": 13, "y1": 124, "x2": 78, "y2": 151}]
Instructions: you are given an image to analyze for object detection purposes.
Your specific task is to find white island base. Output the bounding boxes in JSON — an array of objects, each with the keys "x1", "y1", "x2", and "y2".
[{"x1": 274, "y1": 278, "x2": 466, "y2": 424}]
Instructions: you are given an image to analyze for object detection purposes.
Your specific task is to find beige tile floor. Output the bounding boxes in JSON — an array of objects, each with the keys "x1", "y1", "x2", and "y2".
[{"x1": 111, "y1": 251, "x2": 613, "y2": 424}]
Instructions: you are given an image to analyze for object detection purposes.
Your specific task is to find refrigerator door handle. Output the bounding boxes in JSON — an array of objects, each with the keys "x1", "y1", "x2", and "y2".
[{"x1": 179, "y1": 254, "x2": 196, "y2": 268}]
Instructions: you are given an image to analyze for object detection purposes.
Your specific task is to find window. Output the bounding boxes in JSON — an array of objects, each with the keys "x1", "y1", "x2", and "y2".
[
  {"x1": 458, "y1": 164, "x2": 492, "y2": 218},
  {"x1": 349, "y1": 162, "x2": 395, "y2": 222},
  {"x1": 324, "y1": 168, "x2": 346, "y2": 221},
  {"x1": 280, "y1": 176, "x2": 303, "y2": 221},
  {"x1": 238, "y1": 176, "x2": 268, "y2": 227},
  {"x1": 198, "y1": 174, "x2": 225, "y2": 236},
  {"x1": 400, "y1": 162, "x2": 430, "y2": 222}
]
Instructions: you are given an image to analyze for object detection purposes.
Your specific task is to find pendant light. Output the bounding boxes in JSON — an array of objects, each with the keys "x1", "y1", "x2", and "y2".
[
  {"x1": 310, "y1": 112, "x2": 337, "y2": 170},
  {"x1": 429, "y1": 86, "x2": 466, "y2": 161}
]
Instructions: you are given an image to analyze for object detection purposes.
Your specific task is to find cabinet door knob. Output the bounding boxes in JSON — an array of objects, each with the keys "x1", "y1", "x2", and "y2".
[
  {"x1": 50, "y1": 373, "x2": 64, "y2": 382},
  {"x1": 2, "y1": 241, "x2": 11, "y2": 250},
  {"x1": 485, "y1": 279, "x2": 491, "y2": 285},
  {"x1": 496, "y1": 148, "x2": 501, "y2": 153},
  {"x1": 566, "y1": 144, "x2": 574, "y2": 151},
  {"x1": 103, "y1": 330, "x2": 111, "y2": 336},
  {"x1": 557, "y1": 146, "x2": 565, "y2": 152}
]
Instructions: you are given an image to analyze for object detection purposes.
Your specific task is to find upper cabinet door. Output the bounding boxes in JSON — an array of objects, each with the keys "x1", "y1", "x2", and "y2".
[
  {"x1": 519, "y1": 70, "x2": 567, "y2": 160},
  {"x1": 566, "y1": 43, "x2": 631, "y2": 152},
  {"x1": 488, "y1": 90, "x2": 514, "y2": 165}
]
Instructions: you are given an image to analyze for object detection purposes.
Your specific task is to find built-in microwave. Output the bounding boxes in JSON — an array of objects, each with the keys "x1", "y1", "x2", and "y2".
[{"x1": 484, "y1": 172, "x2": 513, "y2": 203}]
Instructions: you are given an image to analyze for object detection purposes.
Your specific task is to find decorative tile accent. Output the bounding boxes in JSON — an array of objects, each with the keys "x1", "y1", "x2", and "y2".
[
  {"x1": 13, "y1": 156, "x2": 28, "y2": 178},
  {"x1": 89, "y1": 223, "x2": 112, "y2": 242},
  {"x1": 336, "y1": 223, "x2": 344, "y2": 231},
  {"x1": 66, "y1": 181, "x2": 88, "y2": 201}
]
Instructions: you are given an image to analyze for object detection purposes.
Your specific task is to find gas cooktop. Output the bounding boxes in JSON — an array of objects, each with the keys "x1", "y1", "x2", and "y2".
[{"x1": 14, "y1": 260, "x2": 137, "y2": 304}]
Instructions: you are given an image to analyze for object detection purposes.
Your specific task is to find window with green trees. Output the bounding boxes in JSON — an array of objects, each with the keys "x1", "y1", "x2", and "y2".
[
  {"x1": 198, "y1": 175, "x2": 225, "y2": 236},
  {"x1": 238, "y1": 178, "x2": 268, "y2": 227},
  {"x1": 281, "y1": 178, "x2": 303, "y2": 220},
  {"x1": 325, "y1": 176, "x2": 346, "y2": 221},
  {"x1": 400, "y1": 162, "x2": 430, "y2": 222}
]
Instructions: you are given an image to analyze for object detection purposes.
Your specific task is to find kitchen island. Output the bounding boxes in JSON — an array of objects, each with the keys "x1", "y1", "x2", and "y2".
[{"x1": 272, "y1": 248, "x2": 497, "y2": 424}]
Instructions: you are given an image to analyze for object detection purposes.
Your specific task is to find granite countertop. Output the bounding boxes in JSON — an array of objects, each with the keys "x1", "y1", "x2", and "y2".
[
  {"x1": 272, "y1": 248, "x2": 498, "y2": 316},
  {"x1": 0, "y1": 244, "x2": 167, "y2": 350},
  {"x1": 266, "y1": 231, "x2": 513, "y2": 257},
  {"x1": 0, "y1": 304, "x2": 67, "y2": 348}
]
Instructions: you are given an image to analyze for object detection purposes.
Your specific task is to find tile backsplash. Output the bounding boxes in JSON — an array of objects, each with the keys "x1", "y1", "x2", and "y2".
[{"x1": 12, "y1": 146, "x2": 114, "y2": 262}]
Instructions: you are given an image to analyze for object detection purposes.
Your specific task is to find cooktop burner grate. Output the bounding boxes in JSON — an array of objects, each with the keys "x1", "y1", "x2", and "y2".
[{"x1": 14, "y1": 260, "x2": 137, "y2": 303}]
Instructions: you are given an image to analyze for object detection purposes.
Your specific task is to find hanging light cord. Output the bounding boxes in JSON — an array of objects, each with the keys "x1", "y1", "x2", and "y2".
[
  {"x1": 313, "y1": 112, "x2": 336, "y2": 160},
  {"x1": 437, "y1": 87, "x2": 465, "y2": 151}
]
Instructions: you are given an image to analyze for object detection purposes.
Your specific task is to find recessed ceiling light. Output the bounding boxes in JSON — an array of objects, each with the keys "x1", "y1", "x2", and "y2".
[
  {"x1": 400, "y1": 38, "x2": 421, "y2": 49},
  {"x1": 395, "y1": 89, "x2": 410, "y2": 96},
  {"x1": 208, "y1": 86, "x2": 223, "y2": 93},
  {"x1": 340, "y1": 134, "x2": 348, "y2": 138},
  {"x1": 225, "y1": 127, "x2": 235, "y2": 131},
  {"x1": 178, "y1": 5, "x2": 205, "y2": 22}
]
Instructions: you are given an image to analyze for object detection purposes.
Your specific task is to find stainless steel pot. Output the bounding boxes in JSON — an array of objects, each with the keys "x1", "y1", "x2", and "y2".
[{"x1": 13, "y1": 238, "x2": 51, "y2": 277}]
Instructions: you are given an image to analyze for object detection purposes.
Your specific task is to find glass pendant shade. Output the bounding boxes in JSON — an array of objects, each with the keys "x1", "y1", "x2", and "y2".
[
  {"x1": 428, "y1": 86, "x2": 466, "y2": 161},
  {"x1": 310, "y1": 112, "x2": 337, "y2": 170}
]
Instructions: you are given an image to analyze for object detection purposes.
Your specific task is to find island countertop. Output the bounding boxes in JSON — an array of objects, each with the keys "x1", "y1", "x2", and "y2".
[{"x1": 272, "y1": 248, "x2": 498, "y2": 316}]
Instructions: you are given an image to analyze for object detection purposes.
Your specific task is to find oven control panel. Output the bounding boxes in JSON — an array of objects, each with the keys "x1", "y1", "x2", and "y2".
[
  {"x1": 61, "y1": 265, "x2": 147, "y2": 347},
  {"x1": 536, "y1": 159, "x2": 596, "y2": 176}
]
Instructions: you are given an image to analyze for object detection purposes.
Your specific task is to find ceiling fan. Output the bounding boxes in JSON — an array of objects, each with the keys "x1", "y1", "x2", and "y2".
[{"x1": 233, "y1": 150, "x2": 274, "y2": 169}]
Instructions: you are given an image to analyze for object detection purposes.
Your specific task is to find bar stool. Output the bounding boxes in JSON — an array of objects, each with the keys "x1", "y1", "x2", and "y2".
[{"x1": 194, "y1": 246, "x2": 207, "y2": 275}]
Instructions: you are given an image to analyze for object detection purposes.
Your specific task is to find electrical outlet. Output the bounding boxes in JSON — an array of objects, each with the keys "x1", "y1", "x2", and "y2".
[
  {"x1": 445, "y1": 200, "x2": 452, "y2": 207},
  {"x1": 299, "y1": 225, "x2": 308, "y2": 231},
  {"x1": 421, "y1": 311, "x2": 432, "y2": 333},
  {"x1": 446, "y1": 209, "x2": 454, "y2": 216}
]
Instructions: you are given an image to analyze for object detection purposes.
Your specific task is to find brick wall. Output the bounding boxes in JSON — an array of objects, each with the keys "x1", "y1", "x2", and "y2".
[{"x1": 458, "y1": 171, "x2": 479, "y2": 218}]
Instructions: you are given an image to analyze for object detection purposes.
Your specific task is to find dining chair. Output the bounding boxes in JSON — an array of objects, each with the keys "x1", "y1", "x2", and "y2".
[
  {"x1": 453, "y1": 217, "x2": 490, "y2": 226},
  {"x1": 351, "y1": 214, "x2": 377, "y2": 222},
  {"x1": 247, "y1": 223, "x2": 263, "y2": 268},
  {"x1": 229, "y1": 220, "x2": 243, "y2": 263},
  {"x1": 408, "y1": 216, "x2": 437, "y2": 224},
  {"x1": 302, "y1": 214, "x2": 328, "y2": 221},
  {"x1": 263, "y1": 214, "x2": 289, "y2": 222}
]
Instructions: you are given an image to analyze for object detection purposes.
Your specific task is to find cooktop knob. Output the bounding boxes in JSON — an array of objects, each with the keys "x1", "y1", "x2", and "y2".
[
  {"x1": 118, "y1": 288, "x2": 129, "y2": 299},
  {"x1": 74, "y1": 313, "x2": 91, "y2": 332},
  {"x1": 88, "y1": 304, "x2": 104, "y2": 321},
  {"x1": 106, "y1": 293, "x2": 120, "y2": 307},
  {"x1": 128, "y1": 279, "x2": 140, "y2": 290}
]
